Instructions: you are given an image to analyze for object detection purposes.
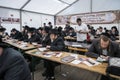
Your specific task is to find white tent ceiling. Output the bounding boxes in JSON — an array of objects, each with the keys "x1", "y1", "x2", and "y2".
[
  {"x1": 0, "y1": 0, "x2": 78, "y2": 15},
  {"x1": 0, "y1": 0, "x2": 28, "y2": 9},
  {"x1": 0, "y1": 0, "x2": 120, "y2": 15},
  {"x1": 92, "y1": 0, "x2": 120, "y2": 12},
  {"x1": 58, "y1": 0, "x2": 120, "y2": 15},
  {"x1": 23, "y1": 0, "x2": 68, "y2": 15}
]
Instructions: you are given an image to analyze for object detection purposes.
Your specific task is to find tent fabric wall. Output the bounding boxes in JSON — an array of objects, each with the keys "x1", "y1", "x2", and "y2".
[
  {"x1": 0, "y1": 8, "x2": 20, "y2": 34},
  {"x1": 22, "y1": 11, "x2": 54, "y2": 28},
  {"x1": 0, "y1": 7, "x2": 54, "y2": 34}
]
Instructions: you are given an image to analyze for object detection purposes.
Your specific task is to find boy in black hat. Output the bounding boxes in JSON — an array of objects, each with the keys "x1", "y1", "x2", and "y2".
[
  {"x1": 0, "y1": 37, "x2": 31, "y2": 80},
  {"x1": 43, "y1": 29, "x2": 65, "y2": 80}
]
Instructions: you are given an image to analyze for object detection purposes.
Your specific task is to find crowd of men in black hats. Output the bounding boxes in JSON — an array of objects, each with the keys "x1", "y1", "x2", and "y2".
[
  {"x1": 0, "y1": 19, "x2": 120, "y2": 80},
  {"x1": 0, "y1": 23, "x2": 66, "y2": 80}
]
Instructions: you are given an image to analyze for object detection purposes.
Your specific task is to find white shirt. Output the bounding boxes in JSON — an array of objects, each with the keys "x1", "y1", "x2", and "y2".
[
  {"x1": 75, "y1": 23, "x2": 88, "y2": 41},
  {"x1": 102, "y1": 49, "x2": 108, "y2": 56},
  {"x1": 96, "y1": 30, "x2": 103, "y2": 35}
]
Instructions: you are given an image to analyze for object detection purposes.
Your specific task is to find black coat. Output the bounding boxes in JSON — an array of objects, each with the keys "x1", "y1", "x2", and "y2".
[
  {"x1": 64, "y1": 26, "x2": 71, "y2": 33},
  {"x1": 67, "y1": 32, "x2": 76, "y2": 37},
  {"x1": 50, "y1": 37, "x2": 65, "y2": 51},
  {"x1": 11, "y1": 31, "x2": 23, "y2": 40},
  {"x1": 0, "y1": 48, "x2": 31, "y2": 80},
  {"x1": 44, "y1": 37, "x2": 65, "y2": 71},
  {"x1": 110, "y1": 31, "x2": 119, "y2": 41},
  {"x1": 21, "y1": 32, "x2": 28, "y2": 41},
  {"x1": 88, "y1": 39, "x2": 120, "y2": 57},
  {"x1": 39, "y1": 34, "x2": 51, "y2": 47},
  {"x1": 24, "y1": 34, "x2": 41, "y2": 43}
]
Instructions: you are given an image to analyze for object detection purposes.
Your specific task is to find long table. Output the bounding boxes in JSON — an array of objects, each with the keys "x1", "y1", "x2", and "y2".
[
  {"x1": 65, "y1": 39, "x2": 120, "y2": 52},
  {"x1": 65, "y1": 41, "x2": 91, "y2": 52},
  {"x1": 64, "y1": 36, "x2": 77, "y2": 41},
  {"x1": 25, "y1": 49, "x2": 120, "y2": 79},
  {"x1": 116, "y1": 40, "x2": 120, "y2": 43},
  {"x1": 3, "y1": 39, "x2": 120, "y2": 79},
  {"x1": 64, "y1": 36, "x2": 120, "y2": 44},
  {"x1": 116, "y1": 36, "x2": 120, "y2": 39},
  {"x1": 3, "y1": 39, "x2": 36, "y2": 51}
]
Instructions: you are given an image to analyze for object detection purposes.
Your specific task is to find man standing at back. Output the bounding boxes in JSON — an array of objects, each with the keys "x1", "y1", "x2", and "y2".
[{"x1": 75, "y1": 18, "x2": 89, "y2": 42}]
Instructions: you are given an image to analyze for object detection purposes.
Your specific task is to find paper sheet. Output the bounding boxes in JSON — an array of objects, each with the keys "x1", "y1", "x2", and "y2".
[
  {"x1": 70, "y1": 54, "x2": 78, "y2": 59},
  {"x1": 44, "y1": 55, "x2": 52, "y2": 57},
  {"x1": 21, "y1": 42, "x2": 27, "y2": 45},
  {"x1": 71, "y1": 60, "x2": 82, "y2": 65},
  {"x1": 35, "y1": 51, "x2": 42, "y2": 55},
  {"x1": 32, "y1": 43, "x2": 38, "y2": 45},
  {"x1": 83, "y1": 58, "x2": 100, "y2": 67},
  {"x1": 43, "y1": 52, "x2": 54, "y2": 57},
  {"x1": 19, "y1": 44, "x2": 27, "y2": 48},
  {"x1": 88, "y1": 58, "x2": 100, "y2": 65},
  {"x1": 38, "y1": 48, "x2": 47, "y2": 52},
  {"x1": 55, "y1": 53, "x2": 63, "y2": 57},
  {"x1": 83, "y1": 61, "x2": 93, "y2": 67},
  {"x1": 71, "y1": 45, "x2": 82, "y2": 47}
]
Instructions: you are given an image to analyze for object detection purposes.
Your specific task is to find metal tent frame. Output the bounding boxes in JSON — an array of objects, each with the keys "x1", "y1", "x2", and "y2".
[{"x1": 0, "y1": 0, "x2": 79, "y2": 30}]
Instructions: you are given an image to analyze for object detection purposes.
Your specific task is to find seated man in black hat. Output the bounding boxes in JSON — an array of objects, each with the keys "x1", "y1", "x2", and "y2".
[
  {"x1": 10, "y1": 28, "x2": 23, "y2": 40},
  {"x1": 23, "y1": 27, "x2": 41, "y2": 71},
  {"x1": 0, "y1": 27, "x2": 9, "y2": 39},
  {"x1": 86, "y1": 34, "x2": 120, "y2": 80},
  {"x1": 67, "y1": 27, "x2": 76, "y2": 37},
  {"x1": 36, "y1": 27, "x2": 43, "y2": 39},
  {"x1": 43, "y1": 29, "x2": 65, "y2": 80},
  {"x1": 37, "y1": 27, "x2": 51, "y2": 47},
  {"x1": 24, "y1": 27, "x2": 41, "y2": 43},
  {"x1": 0, "y1": 38, "x2": 31, "y2": 80},
  {"x1": 21, "y1": 25, "x2": 29, "y2": 41}
]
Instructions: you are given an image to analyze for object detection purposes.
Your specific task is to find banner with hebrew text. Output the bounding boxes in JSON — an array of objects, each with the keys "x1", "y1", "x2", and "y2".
[{"x1": 56, "y1": 11, "x2": 120, "y2": 25}]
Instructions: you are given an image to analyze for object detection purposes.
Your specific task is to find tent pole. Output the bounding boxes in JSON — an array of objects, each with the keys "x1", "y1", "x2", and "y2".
[
  {"x1": 20, "y1": 0, "x2": 31, "y2": 10},
  {"x1": 90, "y1": 0, "x2": 93, "y2": 13},
  {"x1": 20, "y1": 10, "x2": 22, "y2": 31},
  {"x1": 117, "y1": 17, "x2": 120, "y2": 40},
  {"x1": 58, "y1": 0, "x2": 70, "y2": 5},
  {"x1": 0, "y1": 18, "x2": 1, "y2": 27},
  {"x1": 54, "y1": 16, "x2": 56, "y2": 26},
  {"x1": 0, "y1": 4, "x2": 54, "y2": 16},
  {"x1": 118, "y1": 11, "x2": 120, "y2": 40},
  {"x1": 22, "y1": 10, "x2": 54, "y2": 16},
  {"x1": 19, "y1": 0, "x2": 31, "y2": 31}
]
